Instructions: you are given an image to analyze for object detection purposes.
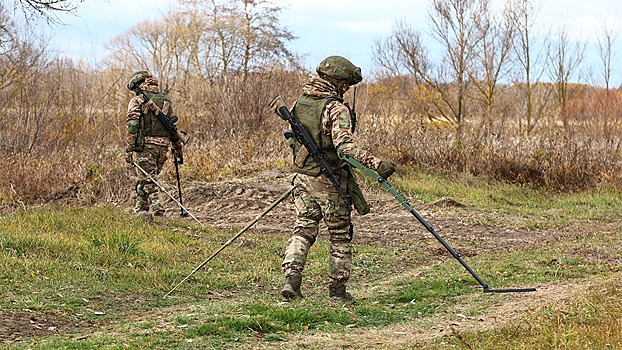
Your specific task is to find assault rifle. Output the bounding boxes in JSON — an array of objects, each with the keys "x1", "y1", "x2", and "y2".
[
  {"x1": 341, "y1": 154, "x2": 537, "y2": 294},
  {"x1": 269, "y1": 95, "x2": 353, "y2": 210}
]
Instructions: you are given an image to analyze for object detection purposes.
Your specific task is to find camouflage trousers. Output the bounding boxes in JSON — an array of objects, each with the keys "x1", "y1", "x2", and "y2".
[
  {"x1": 282, "y1": 173, "x2": 353, "y2": 289},
  {"x1": 133, "y1": 143, "x2": 168, "y2": 214}
]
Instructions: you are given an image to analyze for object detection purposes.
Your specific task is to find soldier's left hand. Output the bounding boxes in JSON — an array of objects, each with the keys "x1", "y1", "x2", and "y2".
[
  {"x1": 125, "y1": 150, "x2": 134, "y2": 164},
  {"x1": 377, "y1": 161, "x2": 396, "y2": 179}
]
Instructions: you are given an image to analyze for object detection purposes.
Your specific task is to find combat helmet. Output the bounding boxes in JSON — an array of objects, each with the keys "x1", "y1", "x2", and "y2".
[
  {"x1": 127, "y1": 70, "x2": 152, "y2": 91},
  {"x1": 316, "y1": 56, "x2": 362, "y2": 85}
]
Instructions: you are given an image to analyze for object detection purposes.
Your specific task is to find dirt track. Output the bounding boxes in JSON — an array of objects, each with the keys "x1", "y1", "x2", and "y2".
[{"x1": 174, "y1": 168, "x2": 608, "y2": 257}]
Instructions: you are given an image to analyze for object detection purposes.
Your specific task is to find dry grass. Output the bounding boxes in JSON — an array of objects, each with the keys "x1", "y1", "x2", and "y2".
[{"x1": 2, "y1": 69, "x2": 622, "y2": 208}]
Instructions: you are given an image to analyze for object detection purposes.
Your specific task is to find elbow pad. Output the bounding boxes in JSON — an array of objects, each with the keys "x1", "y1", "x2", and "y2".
[
  {"x1": 127, "y1": 120, "x2": 139, "y2": 134},
  {"x1": 337, "y1": 142, "x2": 356, "y2": 157}
]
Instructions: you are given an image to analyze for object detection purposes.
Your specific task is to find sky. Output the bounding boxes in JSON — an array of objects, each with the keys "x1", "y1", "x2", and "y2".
[{"x1": 40, "y1": 0, "x2": 622, "y2": 86}]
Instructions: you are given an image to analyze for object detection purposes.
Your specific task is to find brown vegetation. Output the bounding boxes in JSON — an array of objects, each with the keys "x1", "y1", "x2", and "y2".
[{"x1": 1, "y1": 0, "x2": 622, "y2": 210}]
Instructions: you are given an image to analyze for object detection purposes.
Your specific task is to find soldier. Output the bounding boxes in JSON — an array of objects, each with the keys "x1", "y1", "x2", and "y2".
[
  {"x1": 124, "y1": 71, "x2": 183, "y2": 220},
  {"x1": 280, "y1": 56, "x2": 396, "y2": 302}
]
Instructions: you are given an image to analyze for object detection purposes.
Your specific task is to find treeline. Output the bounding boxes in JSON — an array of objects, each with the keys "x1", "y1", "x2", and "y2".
[{"x1": 1, "y1": 0, "x2": 622, "y2": 208}]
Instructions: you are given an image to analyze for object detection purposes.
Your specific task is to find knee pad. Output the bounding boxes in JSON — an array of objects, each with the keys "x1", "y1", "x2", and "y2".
[
  {"x1": 288, "y1": 234, "x2": 313, "y2": 249},
  {"x1": 135, "y1": 182, "x2": 147, "y2": 197},
  {"x1": 143, "y1": 182, "x2": 158, "y2": 196}
]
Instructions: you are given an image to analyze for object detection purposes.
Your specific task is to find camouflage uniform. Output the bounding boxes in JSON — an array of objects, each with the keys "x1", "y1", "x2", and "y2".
[
  {"x1": 281, "y1": 59, "x2": 393, "y2": 302},
  {"x1": 125, "y1": 74, "x2": 182, "y2": 216}
]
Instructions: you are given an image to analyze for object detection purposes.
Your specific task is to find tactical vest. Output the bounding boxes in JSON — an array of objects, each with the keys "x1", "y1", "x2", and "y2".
[
  {"x1": 141, "y1": 91, "x2": 173, "y2": 138},
  {"x1": 291, "y1": 94, "x2": 347, "y2": 176}
]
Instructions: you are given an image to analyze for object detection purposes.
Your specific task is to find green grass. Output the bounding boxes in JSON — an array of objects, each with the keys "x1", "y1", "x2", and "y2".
[
  {"x1": 1, "y1": 172, "x2": 621, "y2": 349},
  {"x1": 365, "y1": 167, "x2": 622, "y2": 227}
]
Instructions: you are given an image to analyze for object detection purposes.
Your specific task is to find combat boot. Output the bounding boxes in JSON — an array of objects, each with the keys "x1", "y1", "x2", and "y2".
[
  {"x1": 329, "y1": 285, "x2": 353, "y2": 302},
  {"x1": 281, "y1": 275, "x2": 303, "y2": 300},
  {"x1": 151, "y1": 203, "x2": 165, "y2": 217},
  {"x1": 133, "y1": 210, "x2": 153, "y2": 222}
]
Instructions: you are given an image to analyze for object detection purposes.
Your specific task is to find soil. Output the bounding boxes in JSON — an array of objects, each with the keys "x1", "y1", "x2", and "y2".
[
  {"x1": 2, "y1": 168, "x2": 620, "y2": 346},
  {"x1": 177, "y1": 168, "x2": 612, "y2": 258}
]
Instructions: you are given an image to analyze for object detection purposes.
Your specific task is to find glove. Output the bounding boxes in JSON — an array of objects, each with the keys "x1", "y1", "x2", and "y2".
[
  {"x1": 377, "y1": 161, "x2": 396, "y2": 179},
  {"x1": 172, "y1": 143, "x2": 183, "y2": 164},
  {"x1": 125, "y1": 149, "x2": 134, "y2": 164}
]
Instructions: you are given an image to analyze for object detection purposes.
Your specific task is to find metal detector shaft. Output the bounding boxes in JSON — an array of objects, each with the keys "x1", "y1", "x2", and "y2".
[
  {"x1": 409, "y1": 206, "x2": 535, "y2": 293},
  {"x1": 163, "y1": 186, "x2": 295, "y2": 298},
  {"x1": 132, "y1": 161, "x2": 203, "y2": 227},
  {"x1": 340, "y1": 155, "x2": 536, "y2": 294},
  {"x1": 172, "y1": 152, "x2": 189, "y2": 218}
]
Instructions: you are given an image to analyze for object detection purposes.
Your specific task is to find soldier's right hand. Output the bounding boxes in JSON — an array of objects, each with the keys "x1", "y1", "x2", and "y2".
[
  {"x1": 172, "y1": 144, "x2": 183, "y2": 164},
  {"x1": 377, "y1": 161, "x2": 396, "y2": 179}
]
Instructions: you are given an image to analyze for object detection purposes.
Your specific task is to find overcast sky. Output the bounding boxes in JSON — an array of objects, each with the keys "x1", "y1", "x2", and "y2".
[{"x1": 42, "y1": 0, "x2": 622, "y2": 85}]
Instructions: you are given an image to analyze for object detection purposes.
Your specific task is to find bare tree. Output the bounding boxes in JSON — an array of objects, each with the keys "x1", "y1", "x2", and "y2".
[
  {"x1": 372, "y1": 20, "x2": 439, "y2": 124},
  {"x1": 373, "y1": 20, "x2": 429, "y2": 80},
  {"x1": 172, "y1": 7, "x2": 216, "y2": 81},
  {"x1": 7, "y1": 0, "x2": 83, "y2": 22},
  {"x1": 596, "y1": 21, "x2": 617, "y2": 92},
  {"x1": 425, "y1": 0, "x2": 486, "y2": 136},
  {"x1": 545, "y1": 24, "x2": 586, "y2": 128},
  {"x1": 467, "y1": 0, "x2": 515, "y2": 136},
  {"x1": 105, "y1": 6, "x2": 204, "y2": 91},
  {"x1": 238, "y1": 0, "x2": 296, "y2": 78},
  {"x1": 508, "y1": 0, "x2": 548, "y2": 136},
  {"x1": 372, "y1": 0, "x2": 487, "y2": 135},
  {"x1": 0, "y1": 3, "x2": 13, "y2": 49},
  {"x1": 0, "y1": 29, "x2": 52, "y2": 154},
  {"x1": 178, "y1": 0, "x2": 295, "y2": 78}
]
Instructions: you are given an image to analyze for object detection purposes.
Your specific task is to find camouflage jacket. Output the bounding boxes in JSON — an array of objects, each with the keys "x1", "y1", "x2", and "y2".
[{"x1": 301, "y1": 74, "x2": 381, "y2": 172}]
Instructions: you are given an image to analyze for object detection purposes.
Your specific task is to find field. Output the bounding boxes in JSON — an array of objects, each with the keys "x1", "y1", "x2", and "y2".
[
  {"x1": 3, "y1": 0, "x2": 622, "y2": 348},
  {"x1": 1, "y1": 166, "x2": 621, "y2": 349}
]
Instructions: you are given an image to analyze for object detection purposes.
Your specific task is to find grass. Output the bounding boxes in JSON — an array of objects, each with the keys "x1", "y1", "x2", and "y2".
[
  {"x1": 426, "y1": 275, "x2": 622, "y2": 349},
  {"x1": 374, "y1": 166, "x2": 622, "y2": 227},
  {"x1": 1, "y1": 171, "x2": 621, "y2": 349}
]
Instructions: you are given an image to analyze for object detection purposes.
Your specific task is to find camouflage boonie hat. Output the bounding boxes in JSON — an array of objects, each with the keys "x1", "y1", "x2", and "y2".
[
  {"x1": 316, "y1": 56, "x2": 362, "y2": 85},
  {"x1": 127, "y1": 70, "x2": 152, "y2": 90}
]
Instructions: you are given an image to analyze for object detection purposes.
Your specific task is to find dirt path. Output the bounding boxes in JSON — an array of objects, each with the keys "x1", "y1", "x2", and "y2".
[{"x1": 174, "y1": 169, "x2": 605, "y2": 256}]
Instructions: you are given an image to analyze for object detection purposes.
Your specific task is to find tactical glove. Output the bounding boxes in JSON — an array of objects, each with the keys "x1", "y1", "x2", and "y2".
[
  {"x1": 125, "y1": 150, "x2": 134, "y2": 164},
  {"x1": 377, "y1": 161, "x2": 396, "y2": 179},
  {"x1": 172, "y1": 142, "x2": 184, "y2": 164}
]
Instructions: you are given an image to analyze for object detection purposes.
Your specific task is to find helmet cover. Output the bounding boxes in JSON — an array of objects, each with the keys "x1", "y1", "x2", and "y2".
[
  {"x1": 127, "y1": 70, "x2": 152, "y2": 90},
  {"x1": 316, "y1": 56, "x2": 362, "y2": 85}
]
